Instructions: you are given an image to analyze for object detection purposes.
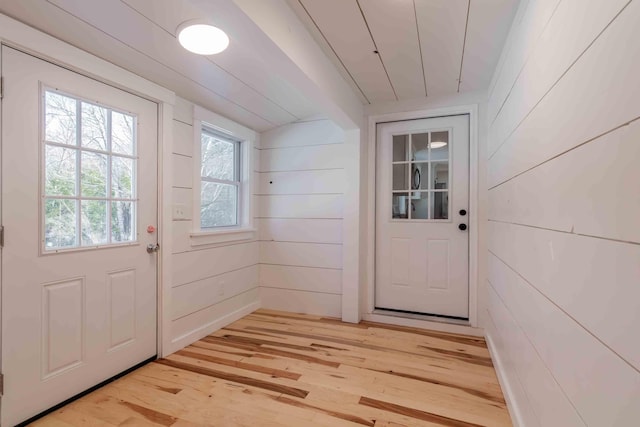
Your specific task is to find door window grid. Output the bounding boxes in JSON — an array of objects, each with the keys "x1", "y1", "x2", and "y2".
[
  {"x1": 391, "y1": 130, "x2": 450, "y2": 220},
  {"x1": 43, "y1": 89, "x2": 138, "y2": 251},
  {"x1": 200, "y1": 128, "x2": 241, "y2": 229}
]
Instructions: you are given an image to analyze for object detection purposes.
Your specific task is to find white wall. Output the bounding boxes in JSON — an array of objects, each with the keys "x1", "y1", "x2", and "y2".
[
  {"x1": 485, "y1": 1, "x2": 640, "y2": 425},
  {"x1": 167, "y1": 97, "x2": 260, "y2": 352},
  {"x1": 257, "y1": 119, "x2": 347, "y2": 317}
]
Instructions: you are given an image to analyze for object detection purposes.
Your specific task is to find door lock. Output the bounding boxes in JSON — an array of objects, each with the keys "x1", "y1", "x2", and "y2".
[
  {"x1": 458, "y1": 224, "x2": 467, "y2": 231},
  {"x1": 146, "y1": 243, "x2": 160, "y2": 253}
]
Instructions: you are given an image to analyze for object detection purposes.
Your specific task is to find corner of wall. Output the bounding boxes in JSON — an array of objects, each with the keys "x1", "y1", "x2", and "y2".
[{"x1": 164, "y1": 96, "x2": 260, "y2": 355}]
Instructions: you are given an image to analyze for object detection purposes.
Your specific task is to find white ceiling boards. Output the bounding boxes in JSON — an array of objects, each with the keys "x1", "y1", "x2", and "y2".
[
  {"x1": 358, "y1": 0, "x2": 425, "y2": 100},
  {"x1": 0, "y1": 0, "x2": 520, "y2": 128},
  {"x1": 299, "y1": 0, "x2": 396, "y2": 103},
  {"x1": 0, "y1": 0, "x2": 325, "y2": 131},
  {"x1": 288, "y1": 0, "x2": 520, "y2": 103}
]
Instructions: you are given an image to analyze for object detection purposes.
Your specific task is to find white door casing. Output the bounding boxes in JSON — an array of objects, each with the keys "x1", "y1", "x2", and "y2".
[
  {"x1": 1, "y1": 46, "x2": 158, "y2": 426},
  {"x1": 375, "y1": 115, "x2": 469, "y2": 318}
]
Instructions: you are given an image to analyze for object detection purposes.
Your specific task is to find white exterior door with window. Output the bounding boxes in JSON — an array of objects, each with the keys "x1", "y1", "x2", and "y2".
[
  {"x1": 375, "y1": 115, "x2": 469, "y2": 318},
  {"x1": 1, "y1": 47, "x2": 158, "y2": 425}
]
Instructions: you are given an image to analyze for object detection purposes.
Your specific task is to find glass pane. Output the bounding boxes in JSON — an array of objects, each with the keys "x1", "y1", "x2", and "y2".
[
  {"x1": 411, "y1": 192, "x2": 429, "y2": 220},
  {"x1": 392, "y1": 134, "x2": 409, "y2": 162},
  {"x1": 392, "y1": 192, "x2": 409, "y2": 219},
  {"x1": 411, "y1": 133, "x2": 429, "y2": 161},
  {"x1": 45, "y1": 198, "x2": 77, "y2": 249},
  {"x1": 432, "y1": 161, "x2": 449, "y2": 190},
  {"x1": 81, "y1": 200, "x2": 107, "y2": 246},
  {"x1": 112, "y1": 156, "x2": 134, "y2": 199},
  {"x1": 432, "y1": 191, "x2": 449, "y2": 219},
  {"x1": 201, "y1": 133, "x2": 236, "y2": 181},
  {"x1": 112, "y1": 111, "x2": 135, "y2": 155},
  {"x1": 201, "y1": 182, "x2": 238, "y2": 228},
  {"x1": 392, "y1": 164, "x2": 409, "y2": 191},
  {"x1": 45, "y1": 145, "x2": 76, "y2": 196},
  {"x1": 411, "y1": 163, "x2": 429, "y2": 190},
  {"x1": 430, "y1": 131, "x2": 449, "y2": 161},
  {"x1": 45, "y1": 92, "x2": 77, "y2": 145},
  {"x1": 81, "y1": 102, "x2": 108, "y2": 151},
  {"x1": 112, "y1": 201, "x2": 135, "y2": 242},
  {"x1": 81, "y1": 152, "x2": 107, "y2": 197}
]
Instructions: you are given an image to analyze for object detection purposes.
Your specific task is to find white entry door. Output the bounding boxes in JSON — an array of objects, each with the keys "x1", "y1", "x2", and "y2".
[
  {"x1": 1, "y1": 46, "x2": 158, "y2": 426},
  {"x1": 375, "y1": 115, "x2": 469, "y2": 318}
]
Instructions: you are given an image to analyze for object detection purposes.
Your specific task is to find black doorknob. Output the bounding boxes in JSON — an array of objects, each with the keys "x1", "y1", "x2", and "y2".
[
  {"x1": 459, "y1": 209, "x2": 467, "y2": 216},
  {"x1": 458, "y1": 224, "x2": 467, "y2": 231}
]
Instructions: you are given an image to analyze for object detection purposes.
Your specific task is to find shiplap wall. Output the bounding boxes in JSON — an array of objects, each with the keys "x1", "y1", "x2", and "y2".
[
  {"x1": 169, "y1": 97, "x2": 259, "y2": 350},
  {"x1": 257, "y1": 120, "x2": 346, "y2": 317},
  {"x1": 485, "y1": 1, "x2": 640, "y2": 426}
]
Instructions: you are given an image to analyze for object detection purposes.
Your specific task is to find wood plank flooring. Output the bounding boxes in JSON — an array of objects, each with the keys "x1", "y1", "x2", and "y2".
[{"x1": 32, "y1": 310, "x2": 512, "y2": 426}]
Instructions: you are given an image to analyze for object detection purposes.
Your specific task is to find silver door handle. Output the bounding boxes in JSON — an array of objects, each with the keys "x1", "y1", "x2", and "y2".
[{"x1": 146, "y1": 243, "x2": 160, "y2": 253}]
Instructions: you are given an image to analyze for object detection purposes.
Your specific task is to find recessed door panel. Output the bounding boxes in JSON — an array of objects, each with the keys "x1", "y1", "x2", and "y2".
[
  {"x1": 108, "y1": 269, "x2": 136, "y2": 350},
  {"x1": 427, "y1": 240, "x2": 450, "y2": 290},
  {"x1": 390, "y1": 238, "x2": 410, "y2": 286},
  {"x1": 42, "y1": 278, "x2": 84, "y2": 377}
]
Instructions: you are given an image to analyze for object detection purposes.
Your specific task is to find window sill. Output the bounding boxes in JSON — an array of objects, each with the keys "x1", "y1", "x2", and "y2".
[{"x1": 189, "y1": 228, "x2": 256, "y2": 247}]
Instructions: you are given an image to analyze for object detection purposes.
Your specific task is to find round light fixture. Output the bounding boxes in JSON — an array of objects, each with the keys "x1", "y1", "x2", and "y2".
[
  {"x1": 430, "y1": 141, "x2": 448, "y2": 149},
  {"x1": 177, "y1": 21, "x2": 229, "y2": 55}
]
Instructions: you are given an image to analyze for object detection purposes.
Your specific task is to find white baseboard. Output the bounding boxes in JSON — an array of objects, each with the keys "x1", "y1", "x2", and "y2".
[
  {"x1": 166, "y1": 300, "x2": 260, "y2": 355},
  {"x1": 485, "y1": 329, "x2": 524, "y2": 427}
]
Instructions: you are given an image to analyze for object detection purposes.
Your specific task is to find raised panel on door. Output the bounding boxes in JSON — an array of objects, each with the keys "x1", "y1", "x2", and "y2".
[{"x1": 42, "y1": 278, "x2": 85, "y2": 377}]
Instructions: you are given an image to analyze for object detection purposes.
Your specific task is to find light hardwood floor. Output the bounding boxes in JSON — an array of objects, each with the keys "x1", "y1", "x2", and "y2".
[{"x1": 32, "y1": 310, "x2": 512, "y2": 426}]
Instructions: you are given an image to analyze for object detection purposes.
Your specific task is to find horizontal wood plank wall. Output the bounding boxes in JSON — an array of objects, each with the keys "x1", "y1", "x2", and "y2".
[
  {"x1": 486, "y1": 1, "x2": 640, "y2": 426},
  {"x1": 257, "y1": 120, "x2": 345, "y2": 317},
  {"x1": 169, "y1": 97, "x2": 259, "y2": 352}
]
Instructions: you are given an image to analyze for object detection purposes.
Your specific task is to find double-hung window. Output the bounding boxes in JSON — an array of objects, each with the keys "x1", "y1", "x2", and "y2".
[
  {"x1": 191, "y1": 106, "x2": 255, "y2": 246},
  {"x1": 199, "y1": 128, "x2": 241, "y2": 229}
]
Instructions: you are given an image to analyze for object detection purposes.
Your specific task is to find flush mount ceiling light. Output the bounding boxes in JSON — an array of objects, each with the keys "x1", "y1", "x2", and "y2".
[
  {"x1": 430, "y1": 141, "x2": 448, "y2": 149},
  {"x1": 177, "y1": 20, "x2": 229, "y2": 55}
]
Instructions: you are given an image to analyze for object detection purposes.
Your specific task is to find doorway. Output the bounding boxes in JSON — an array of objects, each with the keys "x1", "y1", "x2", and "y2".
[
  {"x1": 1, "y1": 46, "x2": 159, "y2": 426},
  {"x1": 375, "y1": 114, "x2": 470, "y2": 319}
]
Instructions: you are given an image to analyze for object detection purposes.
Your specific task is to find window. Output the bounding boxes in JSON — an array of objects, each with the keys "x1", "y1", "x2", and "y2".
[
  {"x1": 191, "y1": 106, "x2": 255, "y2": 245},
  {"x1": 391, "y1": 130, "x2": 450, "y2": 220},
  {"x1": 43, "y1": 89, "x2": 137, "y2": 251},
  {"x1": 199, "y1": 129, "x2": 241, "y2": 228}
]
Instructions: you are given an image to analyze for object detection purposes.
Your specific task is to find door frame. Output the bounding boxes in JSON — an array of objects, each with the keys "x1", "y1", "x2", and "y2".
[
  {"x1": 364, "y1": 104, "x2": 480, "y2": 331},
  {"x1": 0, "y1": 12, "x2": 176, "y2": 376}
]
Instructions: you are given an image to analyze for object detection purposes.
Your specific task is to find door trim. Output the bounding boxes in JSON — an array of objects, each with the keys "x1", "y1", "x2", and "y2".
[
  {"x1": 0, "y1": 12, "x2": 175, "y2": 371},
  {"x1": 364, "y1": 104, "x2": 480, "y2": 328}
]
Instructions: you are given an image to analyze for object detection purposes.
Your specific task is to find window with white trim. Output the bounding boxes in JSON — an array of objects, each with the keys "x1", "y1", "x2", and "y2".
[
  {"x1": 199, "y1": 128, "x2": 241, "y2": 229},
  {"x1": 191, "y1": 106, "x2": 255, "y2": 245}
]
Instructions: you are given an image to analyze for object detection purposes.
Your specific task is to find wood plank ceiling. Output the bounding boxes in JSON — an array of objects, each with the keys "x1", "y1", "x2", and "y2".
[
  {"x1": 0, "y1": 0, "x2": 520, "y2": 131},
  {"x1": 288, "y1": 0, "x2": 520, "y2": 103},
  {"x1": 0, "y1": 0, "x2": 322, "y2": 132}
]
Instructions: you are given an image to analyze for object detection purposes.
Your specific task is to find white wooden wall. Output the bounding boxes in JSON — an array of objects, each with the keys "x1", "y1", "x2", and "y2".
[
  {"x1": 257, "y1": 120, "x2": 346, "y2": 317},
  {"x1": 485, "y1": 1, "x2": 640, "y2": 426},
  {"x1": 169, "y1": 97, "x2": 260, "y2": 351}
]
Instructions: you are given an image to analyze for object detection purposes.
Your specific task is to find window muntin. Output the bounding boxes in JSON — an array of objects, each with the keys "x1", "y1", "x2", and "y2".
[
  {"x1": 391, "y1": 130, "x2": 451, "y2": 220},
  {"x1": 43, "y1": 89, "x2": 137, "y2": 251},
  {"x1": 200, "y1": 128, "x2": 241, "y2": 229}
]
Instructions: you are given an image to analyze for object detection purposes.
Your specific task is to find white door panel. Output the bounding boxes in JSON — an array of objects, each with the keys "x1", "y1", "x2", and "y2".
[
  {"x1": 376, "y1": 115, "x2": 469, "y2": 318},
  {"x1": 1, "y1": 46, "x2": 158, "y2": 426}
]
